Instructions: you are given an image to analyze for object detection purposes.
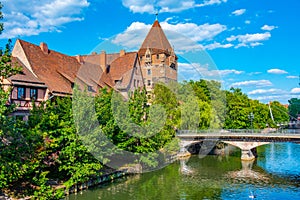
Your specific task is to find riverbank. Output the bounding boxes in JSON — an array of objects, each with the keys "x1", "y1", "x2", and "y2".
[{"x1": 0, "y1": 169, "x2": 127, "y2": 200}]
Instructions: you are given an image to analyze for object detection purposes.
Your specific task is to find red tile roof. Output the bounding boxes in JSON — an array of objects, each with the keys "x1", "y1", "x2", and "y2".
[
  {"x1": 18, "y1": 39, "x2": 80, "y2": 94},
  {"x1": 11, "y1": 40, "x2": 139, "y2": 96},
  {"x1": 138, "y1": 20, "x2": 173, "y2": 56},
  {"x1": 109, "y1": 52, "x2": 137, "y2": 81},
  {"x1": 9, "y1": 57, "x2": 46, "y2": 87}
]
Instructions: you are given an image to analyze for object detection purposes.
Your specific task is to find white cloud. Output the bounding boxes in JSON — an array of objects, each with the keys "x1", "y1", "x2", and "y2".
[
  {"x1": 287, "y1": 76, "x2": 299, "y2": 79},
  {"x1": 0, "y1": 0, "x2": 89, "y2": 39},
  {"x1": 112, "y1": 21, "x2": 227, "y2": 52},
  {"x1": 255, "y1": 94, "x2": 292, "y2": 102},
  {"x1": 179, "y1": 62, "x2": 244, "y2": 78},
  {"x1": 122, "y1": 0, "x2": 228, "y2": 13},
  {"x1": 203, "y1": 42, "x2": 233, "y2": 50},
  {"x1": 245, "y1": 20, "x2": 251, "y2": 24},
  {"x1": 231, "y1": 80, "x2": 272, "y2": 88},
  {"x1": 232, "y1": 9, "x2": 246, "y2": 16},
  {"x1": 122, "y1": 0, "x2": 155, "y2": 13},
  {"x1": 261, "y1": 25, "x2": 278, "y2": 31},
  {"x1": 248, "y1": 88, "x2": 286, "y2": 95},
  {"x1": 291, "y1": 88, "x2": 300, "y2": 94},
  {"x1": 249, "y1": 72, "x2": 262, "y2": 75},
  {"x1": 267, "y1": 68, "x2": 288, "y2": 74},
  {"x1": 112, "y1": 22, "x2": 151, "y2": 49},
  {"x1": 227, "y1": 32, "x2": 271, "y2": 48}
]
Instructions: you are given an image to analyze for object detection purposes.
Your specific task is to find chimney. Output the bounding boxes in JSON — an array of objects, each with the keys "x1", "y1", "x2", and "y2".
[
  {"x1": 76, "y1": 55, "x2": 83, "y2": 63},
  {"x1": 100, "y1": 50, "x2": 107, "y2": 72},
  {"x1": 40, "y1": 42, "x2": 49, "y2": 54},
  {"x1": 120, "y1": 49, "x2": 126, "y2": 56}
]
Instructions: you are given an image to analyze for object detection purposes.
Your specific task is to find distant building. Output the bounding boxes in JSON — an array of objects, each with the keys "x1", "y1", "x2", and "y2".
[{"x1": 1, "y1": 19, "x2": 177, "y2": 119}]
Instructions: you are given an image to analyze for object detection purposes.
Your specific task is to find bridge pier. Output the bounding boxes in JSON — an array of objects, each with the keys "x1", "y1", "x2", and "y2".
[
  {"x1": 177, "y1": 140, "x2": 192, "y2": 158},
  {"x1": 223, "y1": 141, "x2": 269, "y2": 161},
  {"x1": 241, "y1": 149, "x2": 256, "y2": 161}
]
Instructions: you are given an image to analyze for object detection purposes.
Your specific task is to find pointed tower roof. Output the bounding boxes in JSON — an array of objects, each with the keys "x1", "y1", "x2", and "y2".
[{"x1": 138, "y1": 20, "x2": 173, "y2": 56}]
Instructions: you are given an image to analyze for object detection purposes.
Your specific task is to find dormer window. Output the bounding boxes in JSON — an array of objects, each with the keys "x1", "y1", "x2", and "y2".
[{"x1": 146, "y1": 54, "x2": 150, "y2": 58}]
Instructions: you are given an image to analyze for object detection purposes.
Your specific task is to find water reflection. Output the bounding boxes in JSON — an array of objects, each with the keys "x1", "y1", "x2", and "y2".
[
  {"x1": 179, "y1": 158, "x2": 194, "y2": 175},
  {"x1": 226, "y1": 160, "x2": 269, "y2": 183},
  {"x1": 68, "y1": 143, "x2": 300, "y2": 200}
]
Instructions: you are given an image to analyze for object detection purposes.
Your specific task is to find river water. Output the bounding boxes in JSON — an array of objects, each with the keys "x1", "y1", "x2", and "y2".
[{"x1": 67, "y1": 143, "x2": 300, "y2": 200}]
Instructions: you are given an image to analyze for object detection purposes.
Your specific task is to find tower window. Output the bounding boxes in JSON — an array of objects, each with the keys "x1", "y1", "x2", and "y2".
[
  {"x1": 147, "y1": 80, "x2": 151, "y2": 86},
  {"x1": 147, "y1": 69, "x2": 151, "y2": 75}
]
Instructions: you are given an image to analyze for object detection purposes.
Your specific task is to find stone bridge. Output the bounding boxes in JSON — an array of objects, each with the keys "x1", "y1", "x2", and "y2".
[{"x1": 177, "y1": 129, "x2": 300, "y2": 161}]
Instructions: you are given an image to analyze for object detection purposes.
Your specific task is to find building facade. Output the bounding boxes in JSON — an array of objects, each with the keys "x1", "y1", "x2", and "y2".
[{"x1": 1, "y1": 19, "x2": 177, "y2": 119}]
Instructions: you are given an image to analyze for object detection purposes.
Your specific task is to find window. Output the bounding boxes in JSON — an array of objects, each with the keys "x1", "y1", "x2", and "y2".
[
  {"x1": 17, "y1": 87, "x2": 25, "y2": 99},
  {"x1": 156, "y1": 54, "x2": 159, "y2": 59},
  {"x1": 134, "y1": 79, "x2": 136, "y2": 87},
  {"x1": 147, "y1": 80, "x2": 151, "y2": 86},
  {"x1": 88, "y1": 86, "x2": 93, "y2": 91},
  {"x1": 30, "y1": 88, "x2": 38, "y2": 100},
  {"x1": 147, "y1": 69, "x2": 151, "y2": 75},
  {"x1": 146, "y1": 54, "x2": 150, "y2": 58},
  {"x1": 106, "y1": 65, "x2": 110, "y2": 73},
  {"x1": 137, "y1": 80, "x2": 139, "y2": 86},
  {"x1": 135, "y1": 66, "x2": 138, "y2": 74}
]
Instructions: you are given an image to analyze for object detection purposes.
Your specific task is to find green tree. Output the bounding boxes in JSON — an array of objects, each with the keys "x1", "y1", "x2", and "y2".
[
  {"x1": 224, "y1": 88, "x2": 251, "y2": 129},
  {"x1": 270, "y1": 101, "x2": 290, "y2": 124},
  {"x1": 29, "y1": 97, "x2": 104, "y2": 189},
  {"x1": 0, "y1": 4, "x2": 27, "y2": 191},
  {"x1": 288, "y1": 98, "x2": 300, "y2": 120},
  {"x1": 185, "y1": 80, "x2": 226, "y2": 129}
]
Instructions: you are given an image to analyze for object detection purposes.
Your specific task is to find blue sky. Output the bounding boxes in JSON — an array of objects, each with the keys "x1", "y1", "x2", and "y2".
[{"x1": 0, "y1": 0, "x2": 299, "y2": 104}]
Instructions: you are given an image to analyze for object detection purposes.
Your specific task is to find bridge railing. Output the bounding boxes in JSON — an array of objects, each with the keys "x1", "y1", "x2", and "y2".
[{"x1": 176, "y1": 129, "x2": 300, "y2": 135}]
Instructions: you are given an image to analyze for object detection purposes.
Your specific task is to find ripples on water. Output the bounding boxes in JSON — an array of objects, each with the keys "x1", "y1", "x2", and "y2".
[{"x1": 67, "y1": 143, "x2": 300, "y2": 200}]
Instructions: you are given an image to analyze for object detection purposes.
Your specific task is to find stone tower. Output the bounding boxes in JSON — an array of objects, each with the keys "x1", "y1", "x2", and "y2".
[{"x1": 138, "y1": 20, "x2": 178, "y2": 93}]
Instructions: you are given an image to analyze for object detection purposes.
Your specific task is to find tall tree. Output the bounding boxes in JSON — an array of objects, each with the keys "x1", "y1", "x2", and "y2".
[
  {"x1": 270, "y1": 101, "x2": 290, "y2": 124},
  {"x1": 288, "y1": 98, "x2": 300, "y2": 120}
]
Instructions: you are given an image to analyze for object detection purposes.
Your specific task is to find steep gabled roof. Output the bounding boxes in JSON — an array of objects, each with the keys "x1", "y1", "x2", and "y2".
[
  {"x1": 8, "y1": 57, "x2": 46, "y2": 88},
  {"x1": 17, "y1": 39, "x2": 80, "y2": 94},
  {"x1": 75, "y1": 61, "x2": 114, "y2": 90},
  {"x1": 138, "y1": 20, "x2": 173, "y2": 56},
  {"x1": 109, "y1": 52, "x2": 137, "y2": 81},
  {"x1": 10, "y1": 39, "x2": 143, "y2": 97}
]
